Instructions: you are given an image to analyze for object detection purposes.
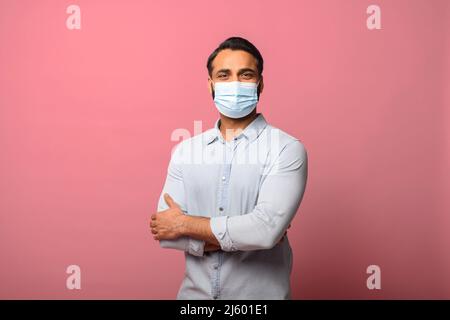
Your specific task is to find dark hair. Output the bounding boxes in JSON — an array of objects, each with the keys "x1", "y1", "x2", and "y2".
[{"x1": 206, "y1": 37, "x2": 264, "y2": 77}]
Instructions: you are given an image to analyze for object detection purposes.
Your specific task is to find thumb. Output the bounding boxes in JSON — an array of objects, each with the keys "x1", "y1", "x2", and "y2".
[{"x1": 164, "y1": 193, "x2": 179, "y2": 209}]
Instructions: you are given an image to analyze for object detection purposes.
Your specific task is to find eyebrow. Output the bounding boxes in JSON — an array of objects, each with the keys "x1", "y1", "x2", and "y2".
[
  {"x1": 237, "y1": 68, "x2": 257, "y2": 75},
  {"x1": 215, "y1": 68, "x2": 257, "y2": 75}
]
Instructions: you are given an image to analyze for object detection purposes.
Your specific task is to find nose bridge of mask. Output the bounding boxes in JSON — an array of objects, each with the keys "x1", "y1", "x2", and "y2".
[
  {"x1": 214, "y1": 80, "x2": 259, "y2": 97},
  {"x1": 214, "y1": 81, "x2": 259, "y2": 105}
]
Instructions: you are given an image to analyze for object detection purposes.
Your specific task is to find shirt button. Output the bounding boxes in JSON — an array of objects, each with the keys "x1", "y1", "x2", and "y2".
[
  {"x1": 213, "y1": 295, "x2": 218, "y2": 300},
  {"x1": 222, "y1": 176, "x2": 226, "y2": 181},
  {"x1": 219, "y1": 207, "x2": 224, "y2": 211},
  {"x1": 213, "y1": 264, "x2": 219, "y2": 270}
]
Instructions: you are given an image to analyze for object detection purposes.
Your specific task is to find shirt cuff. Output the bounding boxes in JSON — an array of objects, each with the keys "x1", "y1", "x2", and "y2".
[
  {"x1": 210, "y1": 216, "x2": 236, "y2": 252},
  {"x1": 187, "y1": 238, "x2": 205, "y2": 257}
]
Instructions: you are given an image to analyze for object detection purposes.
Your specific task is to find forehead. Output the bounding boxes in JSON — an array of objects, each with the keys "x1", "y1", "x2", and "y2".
[{"x1": 211, "y1": 49, "x2": 258, "y2": 72}]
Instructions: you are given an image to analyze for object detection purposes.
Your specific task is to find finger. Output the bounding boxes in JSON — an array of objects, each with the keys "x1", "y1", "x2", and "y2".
[
  {"x1": 151, "y1": 214, "x2": 156, "y2": 220},
  {"x1": 151, "y1": 228, "x2": 157, "y2": 234},
  {"x1": 164, "y1": 193, "x2": 179, "y2": 209},
  {"x1": 288, "y1": 224, "x2": 291, "y2": 229},
  {"x1": 153, "y1": 235, "x2": 158, "y2": 240},
  {"x1": 150, "y1": 221, "x2": 156, "y2": 228}
]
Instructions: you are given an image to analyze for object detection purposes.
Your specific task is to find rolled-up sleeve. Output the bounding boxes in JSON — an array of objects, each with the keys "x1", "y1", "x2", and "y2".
[
  {"x1": 157, "y1": 143, "x2": 205, "y2": 257},
  {"x1": 210, "y1": 215, "x2": 236, "y2": 252},
  {"x1": 210, "y1": 139, "x2": 308, "y2": 251}
]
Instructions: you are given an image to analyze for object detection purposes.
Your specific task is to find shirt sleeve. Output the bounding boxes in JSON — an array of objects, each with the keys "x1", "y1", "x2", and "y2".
[
  {"x1": 157, "y1": 143, "x2": 205, "y2": 257},
  {"x1": 210, "y1": 139, "x2": 308, "y2": 251}
]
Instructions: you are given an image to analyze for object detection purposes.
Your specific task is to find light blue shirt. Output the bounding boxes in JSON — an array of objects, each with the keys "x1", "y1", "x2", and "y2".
[{"x1": 157, "y1": 113, "x2": 308, "y2": 299}]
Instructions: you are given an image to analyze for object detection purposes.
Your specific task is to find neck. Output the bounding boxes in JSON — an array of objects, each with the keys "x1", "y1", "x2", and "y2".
[{"x1": 219, "y1": 110, "x2": 258, "y2": 141}]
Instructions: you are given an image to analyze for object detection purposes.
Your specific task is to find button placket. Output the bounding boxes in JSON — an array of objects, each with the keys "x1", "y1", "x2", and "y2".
[{"x1": 211, "y1": 141, "x2": 237, "y2": 299}]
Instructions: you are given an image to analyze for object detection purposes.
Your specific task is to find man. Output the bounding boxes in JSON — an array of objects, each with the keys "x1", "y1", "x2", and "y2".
[{"x1": 150, "y1": 37, "x2": 308, "y2": 299}]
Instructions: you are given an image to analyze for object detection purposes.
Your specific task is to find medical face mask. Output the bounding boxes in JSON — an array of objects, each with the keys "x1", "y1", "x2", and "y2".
[{"x1": 212, "y1": 80, "x2": 260, "y2": 119}]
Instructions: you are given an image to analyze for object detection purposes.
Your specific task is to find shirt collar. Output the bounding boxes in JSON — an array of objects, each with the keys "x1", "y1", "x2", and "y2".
[{"x1": 204, "y1": 113, "x2": 268, "y2": 146}]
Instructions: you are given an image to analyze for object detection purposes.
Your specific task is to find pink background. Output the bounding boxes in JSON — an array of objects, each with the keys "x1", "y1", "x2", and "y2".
[{"x1": 0, "y1": 0, "x2": 449, "y2": 299}]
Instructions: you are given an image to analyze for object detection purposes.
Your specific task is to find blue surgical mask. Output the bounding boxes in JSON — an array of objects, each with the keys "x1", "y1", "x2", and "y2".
[{"x1": 212, "y1": 80, "x2": 260, "y2": 119}]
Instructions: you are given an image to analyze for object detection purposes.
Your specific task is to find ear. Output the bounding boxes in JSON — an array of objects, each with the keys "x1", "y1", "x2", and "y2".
[
  {"x1": 207, "y1": 77, "x2": 213, "y2": 95},
  {"x1": 258, "y1": 75, "x2": 264, "y2": 94},
  {"x1": 208, "y1": 77, "x2": 215, "y2": 100},
  {"x1": 256, "y1": 75, "x2": 264, "y2": 100}
]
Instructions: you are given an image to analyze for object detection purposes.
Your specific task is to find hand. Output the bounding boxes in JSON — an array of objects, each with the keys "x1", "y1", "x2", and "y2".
[{"x1": 150, "y1": 193, "x2": 186, "y2": 240}]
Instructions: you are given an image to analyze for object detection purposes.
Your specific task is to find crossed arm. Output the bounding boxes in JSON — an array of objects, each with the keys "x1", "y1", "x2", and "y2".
[
  {"x1": 151, "y1": 193, "x2": 290, "y2": 251},
  {"x1": 151, "y1": 139, "x2": 308, "y2": 255}
]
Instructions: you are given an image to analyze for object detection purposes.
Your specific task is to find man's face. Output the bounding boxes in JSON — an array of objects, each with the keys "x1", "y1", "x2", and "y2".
[{"x1": 208, "y1": 49, "x2": 264, "y2": 99}]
